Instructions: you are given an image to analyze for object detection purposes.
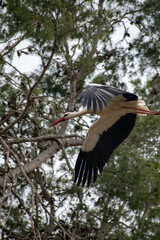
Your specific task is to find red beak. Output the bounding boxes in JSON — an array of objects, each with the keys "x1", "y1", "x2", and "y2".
[{"x1": 50, "y1": 116, "x2": 65, "y2": 127}]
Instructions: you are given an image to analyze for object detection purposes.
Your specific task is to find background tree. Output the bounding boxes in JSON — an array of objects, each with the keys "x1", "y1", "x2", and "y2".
[{"x1": 0, "y1": 0, "x2": 160, "y2": 239}]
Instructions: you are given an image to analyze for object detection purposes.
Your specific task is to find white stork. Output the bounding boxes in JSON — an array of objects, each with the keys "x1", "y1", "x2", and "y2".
[{"x1": 50, "y1": 84, "x2": 160, "y2": 187}]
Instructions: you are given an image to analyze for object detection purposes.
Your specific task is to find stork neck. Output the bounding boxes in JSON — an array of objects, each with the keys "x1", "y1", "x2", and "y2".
[{"x1": 69, "y1": 109, "x2": 88, "y2": 119}]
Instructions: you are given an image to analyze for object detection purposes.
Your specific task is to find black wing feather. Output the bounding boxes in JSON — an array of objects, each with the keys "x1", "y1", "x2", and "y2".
[
  {"x1": 92, "y1": 152, "x2": 98, "y2": 183},
  {"x1": 74, "y1": 114, "x2": 137, "y2": 187},
  {"x1": 77, "y1": 158, "x2": 86, "y2": 186},
  {"x1": 82, "y1": 159, "x2": 89, "y2": 187},
  {"x1": 74, "y1": 150, "x2": 83, "y2": 183},
  {"x1": 87, "y1": 94, "x2": 92, "y2": 110},
  {"x1": 87, "y1": 157, "x2": 93, "y2": 187},
  {"x1": 78, "y1": 84, "x2": 125, "y2": 113},
  {"x1": 94, "y1": 93, "x2": 103, "y2": 112}
]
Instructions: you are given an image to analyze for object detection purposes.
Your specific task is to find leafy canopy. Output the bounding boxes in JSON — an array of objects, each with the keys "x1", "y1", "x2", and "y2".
[{"x1": 0, "y1": 0, "x2": 160, "y2": 239}]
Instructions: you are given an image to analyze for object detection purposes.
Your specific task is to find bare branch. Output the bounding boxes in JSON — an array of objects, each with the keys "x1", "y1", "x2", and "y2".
[
  {"x1": 0, "y1": 35, "x2": 25, "y2": 59},
  {"x1": 0, "y1": 98, "x2": 25, "y2": 126},
  {"x1": 0, "y1": 40, "x2": 57, "y2": 136},
  {"x1": 56, "y1": 139, "x2": 74, "y2": 176},
  {"x1": 0, "y1": 136, "x2": 76, "y2": 239},
  {"x1": 6, "y1": 134, "x2": 85, "y2": 144},
  {"x1": 77, "y1": 0, "x2": 105, "y2": 81},
  {"x1": 146, "y1": 74, "x2": 160, "y2": 105},
  {"x1": 0, "y1": 138, "x2": 83, "y2": 188}
]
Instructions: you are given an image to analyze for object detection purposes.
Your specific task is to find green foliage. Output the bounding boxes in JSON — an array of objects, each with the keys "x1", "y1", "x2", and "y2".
[
  {"x1": 0, "y1": 0, "x2": 160, "y2": 239},
  {"x1": 6, "y1": 207, "x2": 29, "y2": 232}
]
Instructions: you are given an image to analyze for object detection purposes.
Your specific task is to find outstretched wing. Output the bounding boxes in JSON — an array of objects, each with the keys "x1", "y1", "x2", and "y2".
[
  {"x1": 77, "y1": 84, "x2": 124, "y2": 113},
  {"x1": 74, "y1": 113, "x2": 137, "y2": 187}
]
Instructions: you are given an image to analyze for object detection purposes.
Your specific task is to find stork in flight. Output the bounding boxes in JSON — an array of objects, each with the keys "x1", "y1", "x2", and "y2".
[{"x1": 50, "y1": 84, "x2": 160, "y2": 187}]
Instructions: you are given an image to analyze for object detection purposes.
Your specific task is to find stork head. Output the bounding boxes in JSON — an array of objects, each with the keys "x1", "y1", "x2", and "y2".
[
  {"x1": 50, "y1": 108, "x2": 88, "y2": 127},
  {"x1": 50, "y1": 112, "x2": 73, "y2": 127}
]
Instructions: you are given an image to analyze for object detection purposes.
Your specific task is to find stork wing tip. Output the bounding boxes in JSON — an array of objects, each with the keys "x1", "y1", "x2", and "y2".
[
  {"x1": 74, "y1": 113, "x2": 137, "y2": 187},
  {"x1": 77, "y1": 84, "x2": 125, "y2": 113}
]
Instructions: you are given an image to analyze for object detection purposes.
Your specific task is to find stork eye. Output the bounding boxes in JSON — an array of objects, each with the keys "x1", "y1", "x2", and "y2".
[{"x1": 64, "y1": 114, "x2": 68, "y2": 117}]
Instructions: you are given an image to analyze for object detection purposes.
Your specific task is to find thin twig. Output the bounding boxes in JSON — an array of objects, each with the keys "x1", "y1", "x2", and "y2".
[
  {"x1": 56, "y1": 138, "x2": 74, "y2": 176},
  {"x1": 0, "y1": 138, "x2": 83, "y2": 189},
  {"x1": 0, "y1": 35, "x2": 25, "y2": 59},
  {"x1": 0, "y1": 40, "x2": 57, "y2": 136},
  {"x1": 6, "y1": 134, "x2": 85, "y2": 144},
  {"x1": 0, "y1": 136, "x2": 75, "y2": 239}
]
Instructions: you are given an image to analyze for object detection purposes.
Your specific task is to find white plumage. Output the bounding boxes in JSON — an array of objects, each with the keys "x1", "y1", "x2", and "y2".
[{"x1": 50, "y1": 84, "x2": 160, "y2": 187}]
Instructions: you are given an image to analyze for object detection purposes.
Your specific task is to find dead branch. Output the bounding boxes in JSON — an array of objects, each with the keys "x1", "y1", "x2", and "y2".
[
  {"x1": 0, "y1": 40, "x2": 57, "y2": 136},
  {"x1": 6, "y1": 134, "x2": 85, "y2": 144},
  {"x1": 0, "y1": 138, "x2": 83, "y2": 188}
]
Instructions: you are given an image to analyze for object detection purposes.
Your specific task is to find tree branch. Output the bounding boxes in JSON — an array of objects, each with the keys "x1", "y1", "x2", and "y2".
[
  {"x1": 0, "y1": 40, "x2": 57, "y2": 136},
  {"x1": 77, "y1": 0, "x2": 105, "y2": 81},
  {"x1": 146, "y1": 74, "x2": 160, "y2": 105},
  {"x1": 0, "y1": 35, "x2": 25, "y2": 59},
  {"x1": 0, "y1": 137, "x2": 83, "y2": 188},
  {"x1": 6, "y1": 134, "x2": 85, "y2": 144},
  {"x1": 0, "y1": 136, "x2": 76, "y2": 239}
]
